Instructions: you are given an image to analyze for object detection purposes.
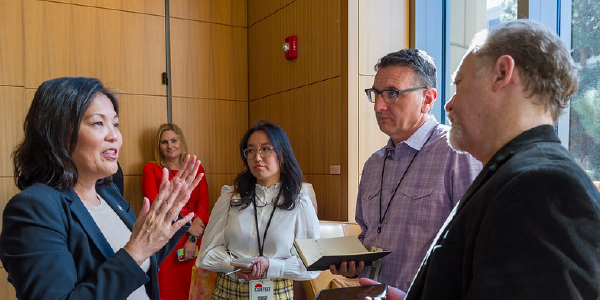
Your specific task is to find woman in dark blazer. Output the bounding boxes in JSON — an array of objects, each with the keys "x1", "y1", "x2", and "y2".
[{"x1": 0, "y1": 77, "x2": 202, "y2": 299}]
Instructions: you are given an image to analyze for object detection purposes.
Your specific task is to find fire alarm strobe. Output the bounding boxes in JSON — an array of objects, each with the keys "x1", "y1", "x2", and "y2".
[{"x1": 284, "y1": 35, "x2": 298, "y2": 60}]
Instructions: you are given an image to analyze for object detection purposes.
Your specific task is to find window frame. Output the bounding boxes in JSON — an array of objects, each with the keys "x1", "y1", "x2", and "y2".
[
  {"x1": 411, "y1": 0, "x2": 449, "y2": 124},
  {"x1": 412, "y1": 0, "x2": 573, "y2": 148}
]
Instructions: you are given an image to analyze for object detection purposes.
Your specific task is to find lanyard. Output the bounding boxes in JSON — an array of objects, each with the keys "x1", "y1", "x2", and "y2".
[
  {"x1": 252, "y1": 191, "x2": 279, "y2": 257},
  {"x1": 377, "y1": 125, "x2": 438, "y2": 246}
]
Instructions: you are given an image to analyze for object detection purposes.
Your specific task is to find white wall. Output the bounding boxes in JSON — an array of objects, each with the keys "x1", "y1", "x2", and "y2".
[{"x1": 348, "y1": 0, "x2": 410, "y2": 221}]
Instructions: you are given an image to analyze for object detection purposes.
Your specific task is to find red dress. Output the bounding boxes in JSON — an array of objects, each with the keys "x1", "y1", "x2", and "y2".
[{"x1": 142, "y1": 162, "x2": 210, "y2": 300}]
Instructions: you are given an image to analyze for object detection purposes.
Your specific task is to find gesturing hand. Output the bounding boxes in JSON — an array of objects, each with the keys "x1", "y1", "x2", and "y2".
[{"x1": 124, "y1": 155, "x2": 203, "y2": 264}]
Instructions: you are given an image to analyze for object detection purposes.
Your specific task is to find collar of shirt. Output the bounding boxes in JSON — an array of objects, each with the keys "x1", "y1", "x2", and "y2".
[
  {"x1": 254, "y1": 182, "x2": 282, "y2": 206},
  {"x1": 384, "y1": 115, "x2": 440, "y2": 157}
]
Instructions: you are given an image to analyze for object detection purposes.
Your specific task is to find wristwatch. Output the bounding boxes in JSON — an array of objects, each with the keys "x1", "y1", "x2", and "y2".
[{"x1": 188, "y1": 235, "x2": 198, "y2": 243}]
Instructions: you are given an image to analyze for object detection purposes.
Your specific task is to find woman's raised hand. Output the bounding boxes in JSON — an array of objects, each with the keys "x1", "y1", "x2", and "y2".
[
  {"x1": 124, "y1": 155, "x2": 203, "y2": 264},
  {"x1": 166, "y1": 154, "x2": 202, "y2": 199}
]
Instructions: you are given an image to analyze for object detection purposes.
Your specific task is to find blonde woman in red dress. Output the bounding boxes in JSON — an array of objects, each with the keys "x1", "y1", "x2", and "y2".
[{"x1": 142, "y1": 123, "x2": 210, "y2": 300}]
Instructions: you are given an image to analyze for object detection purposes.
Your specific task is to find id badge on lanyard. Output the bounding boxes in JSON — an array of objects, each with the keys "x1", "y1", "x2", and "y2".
[
  {"x1": 366, "y1": 246, "x2": 385, "y2": 281},
  {"x1": 249, "y1": 279, "x2": 274, "y2": 300}
]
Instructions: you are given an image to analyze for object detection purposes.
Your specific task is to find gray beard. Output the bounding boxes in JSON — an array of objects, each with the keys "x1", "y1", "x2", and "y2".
[{"x1": 447, "y1": 125, "x2": 467, "y2": 154}]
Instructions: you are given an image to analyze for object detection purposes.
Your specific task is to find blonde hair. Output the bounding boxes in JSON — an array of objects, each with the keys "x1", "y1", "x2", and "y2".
[{"x1": 154, "y1": 123, "x2": 189, "y2": 169}]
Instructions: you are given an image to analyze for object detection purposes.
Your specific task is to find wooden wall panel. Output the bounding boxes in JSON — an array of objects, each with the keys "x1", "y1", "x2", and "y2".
[
  {"x1": 247, "y1": 0, "x2": 294, "y2": 26},
  {"x1": 170, "y1": 0, "x2": 247, "y2": 27},
  {"x1": 248, "y1": 0, "x2": 347, "y2": 220},
  {"x1": 23, "y1": 0, "x2": 166, "y2": 95},
  {"x1": 170, "y1": 19, "x2": 248, "y2": 101},
  {"x1": 171, "y1": 97, "x2": 247, "y2": 167},
  {"x1": 0, "y1": 177, "x2": 19, "y2": 300},
  {"x1": 171, "y1": 97, "x2": 247, "y2": 211},
  {"x1": 47, "y1": 0, "x2": 165, "y2": 16},
  {"x1": 0, "y1": 179, "x2": 20, "y2": 300},
  {"x1": 0, "y1": 0, "x2": 23, "y2": 87},
  {"x1": 248, "y1": 78, "x2": 342, "y2": 175},
  {"x1": 205, "y1": 174, "x2": 238, "y2": 212},
  {"x1": 304, "y1": 174, "x2": 345, "y2": 221},
  {"x1": 0, "y1": 87, "x2": 28, "y2": 177},
  {"x1": 248, "y1": 78, "x2": 345, "y2": 221},
  {"x1": 117, "y1": 93, "x2": 167, "y2": 214},
  {"x1": 0, "y1": 267, "x2": 17, "y2": 300},
  {"x1": 0, "y1": 179, "x2": 21, "y2": 241},
  {"x1": 248, "y1": 0, "x2": 341, "y2": 100},
  {"x1": 123, "y1": 175, "x2": 144, "y2": 216},
  {"x1": 169, "y1": 0, "x2": 249, "y2": 214},
  {"x1": 1, "y1": 177, "x2": 20, "y2": 300},
  {"x1": 116, "y1": 93, "x2": 168, "y2": 175}
]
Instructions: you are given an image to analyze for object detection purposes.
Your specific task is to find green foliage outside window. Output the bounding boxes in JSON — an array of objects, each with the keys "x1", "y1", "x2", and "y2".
[{"x1": 570, "y1": 0, "x2": 600, "y2": 179}]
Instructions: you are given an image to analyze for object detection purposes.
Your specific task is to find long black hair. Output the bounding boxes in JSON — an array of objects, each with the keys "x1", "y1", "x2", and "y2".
[
  {"x1": 232, "y1": 120, "x2": 303, "y2": 210},
  {"x1": 12, "y1": 77, "x2": 119, "y2": 191}
]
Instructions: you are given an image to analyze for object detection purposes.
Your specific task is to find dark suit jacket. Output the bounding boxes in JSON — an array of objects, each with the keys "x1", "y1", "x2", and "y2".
[
  {"x1": 406, "y1": 125, "x2": 600, "y2": 300},
  {"x1": 0, "y1": 183, "x2": 188, "y2": 299}
]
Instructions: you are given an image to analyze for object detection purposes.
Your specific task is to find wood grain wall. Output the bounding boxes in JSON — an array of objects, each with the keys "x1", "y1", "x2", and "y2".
[
  {"x1": 0, "y1": 2, "x2": 23, "y2": 297},
  {"x1": 168, "y1": 0, "x2": 248, "y2": 209},
  {"x1": 0, "y1": 0, "x2": 247, "y2": 298},
  {"x1": 0, "y1": 0, "x2": 351, "y2": 297},
  {"x1": 247, "y1": 0, "x2": 348, "y2": 221}
]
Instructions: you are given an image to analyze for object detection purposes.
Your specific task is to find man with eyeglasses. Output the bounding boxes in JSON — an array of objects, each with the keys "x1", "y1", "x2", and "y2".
[
  {"x1": 330, "y1": 49, "x2": 482, "y2": 292},
  {"x1": 362, "y1": 20, "x2": 600, "y2": 300}
]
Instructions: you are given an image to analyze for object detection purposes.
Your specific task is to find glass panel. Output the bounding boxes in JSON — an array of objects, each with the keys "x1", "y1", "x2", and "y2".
[
  {"x1": 487, "y1": 0, "x2": 517, "y2": 28},
  {"x1": 445, "y1": 0, "x2": 517, "y2": 124},
  {"x1": 569, "y1": 0, "x2": 600, "y2": 180}
]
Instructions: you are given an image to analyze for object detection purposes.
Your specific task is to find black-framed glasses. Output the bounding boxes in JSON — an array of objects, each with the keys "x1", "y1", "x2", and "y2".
[
  {"x1": 243, "y1": 146, "x2": 274, "y2": 159},
  {"x1": 365, "y1": 85, "x2": 427, "y2": 104}
]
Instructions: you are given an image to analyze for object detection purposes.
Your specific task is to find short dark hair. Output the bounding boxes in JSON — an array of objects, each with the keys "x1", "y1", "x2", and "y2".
[
  {"x1": 375, "y1": 49, "x2": 437, "y2": 89},
  {"x1": 13, "y1": 77, "x2": 119, "y2": 191},
  {"x1": 232, "y1": 119, "x2": 303, "y2": 210}
]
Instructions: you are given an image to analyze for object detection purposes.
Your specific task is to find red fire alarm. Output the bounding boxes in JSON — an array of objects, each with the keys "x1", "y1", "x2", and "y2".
[{"x1": 284, "y1": 35, "x2": 298, "y2": 60}]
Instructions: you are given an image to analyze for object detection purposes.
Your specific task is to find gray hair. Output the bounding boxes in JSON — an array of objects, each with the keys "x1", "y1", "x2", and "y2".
[{"x1": 468, "y1": 19, "x2": 578, "y2": 121}]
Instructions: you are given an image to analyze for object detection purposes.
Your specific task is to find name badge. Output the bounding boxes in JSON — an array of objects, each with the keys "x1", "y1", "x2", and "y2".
[
  {"x1": 366, "y1": 246, "x2": 384, "y2": 281},
  {"x1": 249, "y1": 279, "x2": 274, "y2": 300}
]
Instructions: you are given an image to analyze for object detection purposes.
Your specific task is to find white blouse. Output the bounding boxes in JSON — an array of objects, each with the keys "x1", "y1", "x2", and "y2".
[{"x1": 196, "y1": 182, "x2": 320, "y2": 281}]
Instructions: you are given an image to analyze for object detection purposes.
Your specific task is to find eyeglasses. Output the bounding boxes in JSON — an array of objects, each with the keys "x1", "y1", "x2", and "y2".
[
  {"x1": 243, "y1": 146, "x2": 274, "y2": 159},
  {"x1": 365, "y1": 85, "x2": 427, "y2": 104}
]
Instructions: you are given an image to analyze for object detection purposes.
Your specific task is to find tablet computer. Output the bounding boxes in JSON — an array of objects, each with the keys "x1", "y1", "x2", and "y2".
[
  {"x1": 315, "y1": 284, "x2": 387, "y2": 300},
  {"x1": 230, "y1": 257, "x2": 253, "y2": 268}
]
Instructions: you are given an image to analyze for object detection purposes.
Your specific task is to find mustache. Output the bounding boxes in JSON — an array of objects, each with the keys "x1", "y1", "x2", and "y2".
[{"x1": 447, "y1": 112, "x2": 455, "y2": 124}]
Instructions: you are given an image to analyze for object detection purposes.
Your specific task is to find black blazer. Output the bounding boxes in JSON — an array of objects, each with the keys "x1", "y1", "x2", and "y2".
[
  {"x1": 406, "y1": 125, "x2": 600, "y2": 300},
  {"x1": 0, "y1": 183, "x2": 187, "y2": 299}
]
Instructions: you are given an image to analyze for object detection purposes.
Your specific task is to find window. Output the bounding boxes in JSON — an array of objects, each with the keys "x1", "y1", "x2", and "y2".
[
  {"x1": 569, "y1": 0, "x2": 600, "y2": 180},
  {"x1": 416, "y1": 0, "x2": 600, "y2": 181},
  {"x1": 413, "y1": 0, "x2": 517, "y2": 124},
  {"x1": 488, "y1": 0, "x2": 517, "y2": 27}
]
